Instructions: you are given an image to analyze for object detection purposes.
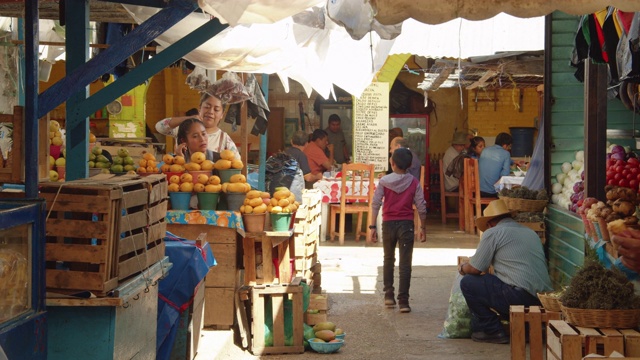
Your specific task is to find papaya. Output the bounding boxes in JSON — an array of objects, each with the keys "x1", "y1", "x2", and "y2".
[
  {"x1": 313, "y1": 322, "x2": 336, "y2": 332},
  {"x1": 314, "y1": 330, "x2": 335, "y2": 342}
]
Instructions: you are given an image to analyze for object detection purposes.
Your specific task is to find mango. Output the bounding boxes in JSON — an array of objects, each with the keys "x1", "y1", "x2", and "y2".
[
  {"x1": 253, "y1": 203, "x2": 267, "y2": 214},
  {"x1": 214, "y1": 159, "x2": 232, "y2": 170},
  {"x1": 274, "y1": 189, "x2": 291, "y2": 200},
  {"x1": 230, "y1": 173, "x2": 246, "y2": 183},
  {"x1": 335, "y1": 328, "x2": 344, "y2": 335},
  {"x1": 246, "y1": 190, "x2": 261, "y2": 199},
  {"x1": 231, "y1": 159, "x2": 244, "y2": 169},
  {"x1": 220, "y1": 149, "x2": 236, "y2": 161},
  {"x1": 311, "y1": 338, "x2": 325, "y2": 343},
  {"x1": 249, "y1": 197, "x2": 264, "y2": 207},
  {"x1": 314, "y1": 330, "x2": 335, "y2": 342},
  {"x1": 313, "y1": 322, "x2": 336, "y2": 332}
]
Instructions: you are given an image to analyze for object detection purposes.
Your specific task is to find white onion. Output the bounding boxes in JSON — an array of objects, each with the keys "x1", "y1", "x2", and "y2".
[
  {"x1": 625, "y1": 146, "x2": 631, "y2": 153},
  {"x1": 572, "y1": 160, "x2": 583, "y2": 171},
  {"x1": 556, "y1": 173, "x2": 567, "y2": 185},
  {"x1": 552, "y1": 182, "x2": 563, "y2": 194},
  {"x1": 562, "y1": 162, "x2": 572, "y2": 174},
  {"x1": 575, "y1": 150, "x2": 584, "y2": 162},
  {"x1": 551, "y1": 194, "x2": 560, "y2": 204}
]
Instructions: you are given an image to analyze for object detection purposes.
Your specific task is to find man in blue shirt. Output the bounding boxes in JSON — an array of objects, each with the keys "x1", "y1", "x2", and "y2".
[{"x1": 478, "y1": 133, "x2": 512, "y2": 197}]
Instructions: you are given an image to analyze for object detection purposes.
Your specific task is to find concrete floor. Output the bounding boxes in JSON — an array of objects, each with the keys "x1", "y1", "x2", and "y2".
[{"x1": 194, "y1": 217, "x2": 514, "y2": 360}]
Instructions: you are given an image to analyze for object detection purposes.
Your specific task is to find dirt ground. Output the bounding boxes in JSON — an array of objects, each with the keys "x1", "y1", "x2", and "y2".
[{"x1": 195, "y1": 217, "x2": 514, "y2": 360}]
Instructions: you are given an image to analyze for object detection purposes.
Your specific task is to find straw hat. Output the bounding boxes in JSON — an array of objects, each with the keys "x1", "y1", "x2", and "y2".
[
  {"x1": 451, "y1": 131, "x2": 469, "y2": 145},
  {"x1": 475, "y1": 199, "x2": 513, "y2": 232}
]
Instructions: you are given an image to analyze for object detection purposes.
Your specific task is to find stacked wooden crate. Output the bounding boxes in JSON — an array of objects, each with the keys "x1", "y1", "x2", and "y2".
[
  {"x1": 293, "y1": 189, "x2": 321, "y2": 290},
  {"x1": 40, "y1": 174, "x2": 168, "y2": 295}
]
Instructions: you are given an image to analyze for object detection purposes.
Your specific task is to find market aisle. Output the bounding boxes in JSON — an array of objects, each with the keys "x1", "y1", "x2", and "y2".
[{"x1": 196, "y1": 218, "x2": 512, "y2": 360}]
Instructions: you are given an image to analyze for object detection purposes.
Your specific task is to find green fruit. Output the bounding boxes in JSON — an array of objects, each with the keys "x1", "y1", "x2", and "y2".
[
  {"x1": 312, "y1": 322, "x2": 336, "y2": 333},
  {"x1": 117, "y1": 148, "x2": 129, "y2": 158},
  {"x1": 311, "y1": 338, "x2": 325, "y2": 343},
  {"x1": 88, "y1": 161, "x2": 95, "y2": 168},
  {"x1": 314, "y1": 330, "x2": 335, "y2": 342},
  {"x1": 124, "y1": 156, "x2": 134, "y2": 165},
  {"x1": 95, "y1": 161, "x2": 108, "y2": 169},
  {"x1": 89, "y1": 153, "x2": 96, "y2": 161},
  {"x1": 55, "y1": 157, "x2": 66, "y2": 166},
  {"x1": 111, "y1": 164, "x2": 124, "y2": 173},
  {"x1": 113, "y1": 156, "x2": 124, "y2": 165},
  {"x1": 92, "y1": 146, "x2": 102, "y2": 156},
  {"x1": 334, "y1": 328, "x2": 344, "y2": 335},
  {"x1": 97, "y1": 155, "x2": 109, "y2": 163},
  {"x1": 101, "y1": 168, "x2": 110, "y2": 174},
  {"x1": 123, "y1": 164, "x2": 135, "y2": 172}
]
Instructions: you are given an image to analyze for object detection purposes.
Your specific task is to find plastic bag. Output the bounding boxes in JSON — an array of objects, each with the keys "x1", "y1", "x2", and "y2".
[
  {"x1": 438, "y1": 274, "x2": 472, "y2": 339},
  {"x1": 185, "y1": 66, "x2": 215, "y2": 91},
  {"x1": 205, "y1": 72, "x2": 251, "y2": 104},
  {"x1": 265, "y1": 152, "x2": 303, "y2": 197}
]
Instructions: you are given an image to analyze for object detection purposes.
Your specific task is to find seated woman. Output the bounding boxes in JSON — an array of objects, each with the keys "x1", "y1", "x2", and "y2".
[{"x1": 468, "y1": 136, "x2": 485, "y2": 159}]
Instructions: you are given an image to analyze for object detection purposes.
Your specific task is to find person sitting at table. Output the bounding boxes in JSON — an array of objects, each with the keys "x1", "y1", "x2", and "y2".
[
  {"x1": 478, "y1": 132, "x2": 512, "y2": 198},
  {"x1": 468, "y1": 136, "x2": 485, "y2": 159},
  {"x1": 286, "y1": 130, "x2": 322, "y2": 188},
  {"x1": 442, "y1": 132, "x2": 469, "y2": 192},
  {"x1": 304, "y1": 129, "x2": 334, "y2": 178}
]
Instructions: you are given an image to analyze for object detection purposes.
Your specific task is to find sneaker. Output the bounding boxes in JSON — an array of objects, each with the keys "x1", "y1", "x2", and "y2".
[
  {"x1": 398, "y1": 300, "x2": 411, "y2": 313},
  {"x1": 384, "y1": 291, "x2": 396, "y2": 307},
  {"x1": 471, "y1": 331, "x2": 509, "y2": 344}
]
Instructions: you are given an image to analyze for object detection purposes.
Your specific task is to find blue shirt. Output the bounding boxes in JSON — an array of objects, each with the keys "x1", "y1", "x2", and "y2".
[
  {"x1": 470, "y1": 218, "x2": 552, "y2": 296},
  {"x1": 479, "y1": 145, "x2": 511, "y2": 194}
]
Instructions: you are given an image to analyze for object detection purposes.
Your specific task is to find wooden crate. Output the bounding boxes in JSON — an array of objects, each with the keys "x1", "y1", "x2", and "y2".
[
  {"x1": 510, "y1": 305, "x2": 562, "y2": 360},
  {"x1": 204, "y1": 287, "x2": 236, "y2": 328},
  {"x1": 547, "y1": 320, "x2": 640, "y2": 359},
  {"x1": 205, "y1": 243, "x2": 238, "y2": 288},
  {"x1": 251, "y1": 278, "x2": 304, "y2": 356},
  {"x1": 41, "y1": 176, "x2": 163, "y2": 294},
  {"x1": 308, "y1": 292, "x2": 329, "y2": 311},
  {"x1": 304, "y1": 310, "x2": 327, "y2": 325}
]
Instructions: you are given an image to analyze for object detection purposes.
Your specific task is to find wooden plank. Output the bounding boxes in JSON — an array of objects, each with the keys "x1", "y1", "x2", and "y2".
[
  {"x1": 144, "y1": 174, "x2": 168, "y2": 204},
  {"x1": 243, "y1": 236, "x2": 256, "y2": 286},
  {"x1": 148, "y1": 200, "x2": 168, "y2": 224},
  {"x1": 262, "y1": 234, "x2": 274, "y2": 284},
  {"x1": 41, "y1": 193, "x2": 112, "y2": 213},
  {"x1": 291, "y1": 286, "x2": 303, "y2": 349},
  {"x1": 46, "y1": 218, "x2": 109, "y2": 239},
  {"x1": 528, "y1": 307, "x2": 543, "y2": 360},
  {"x1": 147, "y1": 220, "x2": 167, "y2": 244},
  {"x1": 272, "y1": 293, "x2": 285, "y2": 347},
  {"x1": 46, "y1": 296, "x2": 124, "y2": 307},
  {"x1": 204, "y1": 287, "x2": 235, "y2": 327},
  {"x1": 47, "y1": 269, "x2": 117, "y2": 292},
  {"x1": 252, "y1": 288, "x2": 266, "y2": 354},
  {"x1": 621, "y1": 329, "x2": 640, "y2": 357},
  {"x1": 121, "y1": 188, "x2": 149, "y2": 208},
  {"x1": 510, "y1": 305, "x2": 526, "y2": 360},
  {"x1": 46, "y1": 243, "x2": 106, "y2": 264},
  {"x1": 598, "y1": 328, "x2": 624, "y2": 357},
  {"x1": 205, "y1": 243, "x2": 237, "y2": 288}
]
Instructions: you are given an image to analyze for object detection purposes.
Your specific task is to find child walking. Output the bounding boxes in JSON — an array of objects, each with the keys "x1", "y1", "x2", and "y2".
[{"x1": 370, "y1": 148, "x2": 427, "y2": 313}]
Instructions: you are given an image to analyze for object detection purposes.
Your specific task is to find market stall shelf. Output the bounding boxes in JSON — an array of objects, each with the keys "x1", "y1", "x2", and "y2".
[{"x1": 40, "y1": 174, "x2": 168, "y2": 294}]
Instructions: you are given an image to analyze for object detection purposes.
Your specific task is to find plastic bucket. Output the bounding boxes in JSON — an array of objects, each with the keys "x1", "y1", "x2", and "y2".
[
  {"x1": 219, "y1": 169, "x2": 241, "y2": 184},
  {"x1": 509, "y1": 127, "x2": 536, "y2": 157},
  {"x1": 243, "y1": 213, "x2": 266, "y2": 233},
  {"x1": 225, "y1": 192, "x2": 245, "y2": 211},
  {"x1": 165, "y1": 172, "x2": 184, "y2": 183},
  {"x1": 270, "y1": 213, "x2": 292, "y2": 231},
  {"x1": 169, "y1": 192, "x2": 192, "y2": 210},
  {"x1": 197, "y1": 192, "x2": 219, "y2": 210}
]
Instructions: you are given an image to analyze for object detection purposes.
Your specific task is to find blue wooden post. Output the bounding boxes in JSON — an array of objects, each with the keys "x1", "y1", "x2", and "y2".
[
  {"x1": 23, "y1": 0, "x2": 39, "y2": 198},
  {"x1": 259, "y1": 75, "x2": 269, "y2": 191},
  {"x1": 65, "y1": 0, "x2": 90, "y2": 181}
]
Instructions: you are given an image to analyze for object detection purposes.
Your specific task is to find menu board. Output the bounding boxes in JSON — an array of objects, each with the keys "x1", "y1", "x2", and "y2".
[{"x1": 353, "y1": 82, "x2": 389, "y2": 172}]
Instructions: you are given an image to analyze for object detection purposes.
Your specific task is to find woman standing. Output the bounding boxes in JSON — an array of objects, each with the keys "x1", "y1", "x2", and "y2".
[{"x1": 156, "y1": 93, "x2": 239, "y2": 159}]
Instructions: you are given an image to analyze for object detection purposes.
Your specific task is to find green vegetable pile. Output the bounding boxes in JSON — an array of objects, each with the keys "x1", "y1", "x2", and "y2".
[
  {"x1": 560, "y1": 260, "x2": 640, "y2": 310},
  {"x1": 499, "y1": 186, "x2": 548, "y2": 200}
]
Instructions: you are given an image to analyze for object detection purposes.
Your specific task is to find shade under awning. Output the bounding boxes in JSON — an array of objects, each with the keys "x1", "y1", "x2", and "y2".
[{"x1": 370, "y1": 0, "x2": 640, "y2": 25}]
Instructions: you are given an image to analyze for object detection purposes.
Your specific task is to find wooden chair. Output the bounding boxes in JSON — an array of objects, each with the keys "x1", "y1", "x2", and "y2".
[
  {"x1": 329, "y1": 163, "x2": 375, "y2": 245},
  {"x1": 439, "y1": 159, "x2": 464, "y2": 228},
  {"x1": 463, "y1": 158, "x2": 494, "y2": 234}
]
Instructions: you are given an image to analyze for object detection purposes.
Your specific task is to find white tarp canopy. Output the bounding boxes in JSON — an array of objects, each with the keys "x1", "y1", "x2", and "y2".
[{"x1": 123, "y1": 0, "x2": 548, "y2": 98}]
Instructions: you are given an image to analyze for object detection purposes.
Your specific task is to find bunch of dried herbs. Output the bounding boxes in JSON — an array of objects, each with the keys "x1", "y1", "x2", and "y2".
[{"x1": 560, "y1": 260, "x2": 640, "y2": 310}]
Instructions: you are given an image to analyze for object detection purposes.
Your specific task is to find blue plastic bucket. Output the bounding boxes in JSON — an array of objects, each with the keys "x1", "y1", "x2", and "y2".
[
  {"x1": 169, "y1": 192, "x2": 192, "y2": 210},
  {"x1": 270, "y1": 213, "x2": 292, "y2": 231},
  {"x1": 224, "y1": 192, "x2": 245, "y2": 211},
  {"x1": 197, "y1": 192, "x2": 219, "y2": 210},
  {"x1": 509, "y1": 127, "x2": 536, "y2": 157}
]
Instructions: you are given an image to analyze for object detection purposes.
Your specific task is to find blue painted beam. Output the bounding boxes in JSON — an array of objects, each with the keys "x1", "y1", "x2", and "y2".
[
  {"x1": 73, "y1": 18, "x2": 228, "y2": 122},
  {"x1": 259, "y1": 75, "x2": 268, "y2": 191},
  {"x1": 65, "y1": 0, "x2": 90, "y2": 181},
  {"x1": 24, "y1": 0, "x2": 39, "y2": 198},
  {"x1": 100, "y1": 0, "x2": 168, "y2": 8},
  {"x1": 38, "y1": 0, "x2": 198, "y2": 118}
]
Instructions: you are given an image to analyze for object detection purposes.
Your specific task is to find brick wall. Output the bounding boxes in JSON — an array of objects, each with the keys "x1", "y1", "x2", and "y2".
[{"x1": 467, "y1": 87, "x2": 540, "y2": 136}]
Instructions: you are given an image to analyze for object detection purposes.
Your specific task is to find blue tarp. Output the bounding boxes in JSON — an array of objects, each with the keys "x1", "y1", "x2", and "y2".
[
  {"x1": 521, "y1": 121, "x2": 544, "y2": 190},
  {"x1": 156, "y1": 232, "x2": 216, "y2": 360}
]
